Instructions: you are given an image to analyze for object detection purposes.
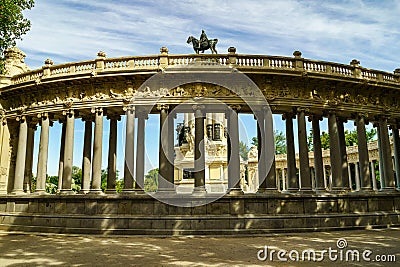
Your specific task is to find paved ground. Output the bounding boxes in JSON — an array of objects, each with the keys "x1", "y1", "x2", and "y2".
[{"x1": 0, "y1": 228, "x2": 399, "y2": 266}]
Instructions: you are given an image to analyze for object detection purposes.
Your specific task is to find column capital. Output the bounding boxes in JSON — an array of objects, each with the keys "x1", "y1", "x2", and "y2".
[
  {"x1": 308, "y1": 114, "x2": 322, "y2": 122},
  {"x1": 91, "y1": 107, "x2": 103, "y2": 115},
  {"x1": 135, "y1": 110, "x2": 148, "y2": 120},
  {"x1": 296, "y1": 107, "x2": 309, "y2": 114},
  {"x1": 107, "y1": 113, "x2": 122, "y2": 121},
  {"x1": 123, "y1": 104, "x2": 135, "y2": 112},
  {"x1": 156, "y1": 104, "x2": 169, "y2": 111},
  {"x1": 15, "y1": 115, "x2": 26, "y2": 122},
  {"x1": 282, "y1": 112, "x2": 295, "y2": 121},
  {"x1": 81, "y1": 114, "x2": 94, "y2": 122},
  {"x1": 62, "y1": 109, "x2": 74, "y2": 117}
]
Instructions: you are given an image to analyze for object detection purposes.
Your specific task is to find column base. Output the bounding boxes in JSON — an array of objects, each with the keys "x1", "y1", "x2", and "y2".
[
  {"x1": 378, "y1": 187, "x2": 397, "y2": 193},
  {"x1": 192, "y1": 187, "x2": 207, "y2": 196},
  {"x1": 106, "y1": 189, "x2": 117, "y2": 194},
  {"x1": 228, "y1": 188, "x2": 244, "y2": 195},
  {"x1": 10, "y1": 189, "x2": 26, "y2": 195},
  {"x1": 88, "y1": 189, "x2": 104, "y2": 195},
  {"x1": 121, "y1": 189, "x2": 137, "y2": 194},
  {"x1": 133, "y1": 189, "x2": 145, "y2": 194},
  {"x1": 59, "y1": 189, "x2": 75, "y2": 195},
  {"x1": 299, "y1": 188, "x2": 314, "y2": 194},
  {"x1": 256, "y1": 188, "x2": 279, "y2": 194},
  {"x1": 33, "y1": 190, "x2": 48, "y2": 195},
  {"x1": 282, "y1": 188, "x2": 299, "y2": 194}
]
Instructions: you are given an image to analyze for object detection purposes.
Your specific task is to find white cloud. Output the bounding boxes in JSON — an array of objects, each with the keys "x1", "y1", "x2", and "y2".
[{"x1": 17, "y1": 0, "x2": 400, "y2": 71}]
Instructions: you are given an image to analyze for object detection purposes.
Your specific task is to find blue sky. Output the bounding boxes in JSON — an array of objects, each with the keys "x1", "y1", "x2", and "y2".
[{"x1": 15, "y1": 0, "x2": 400, "y2": 176}]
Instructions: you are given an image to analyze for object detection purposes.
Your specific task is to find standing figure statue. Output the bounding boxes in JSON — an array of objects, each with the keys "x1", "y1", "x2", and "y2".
[{"x1": 187, "y1": 30, "x2": 218, "y2": 54}]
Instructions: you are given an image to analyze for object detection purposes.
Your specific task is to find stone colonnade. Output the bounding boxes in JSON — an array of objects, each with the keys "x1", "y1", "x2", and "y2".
[{"x1": 5, "y1": 102, "x2": 400, "y2": 195}]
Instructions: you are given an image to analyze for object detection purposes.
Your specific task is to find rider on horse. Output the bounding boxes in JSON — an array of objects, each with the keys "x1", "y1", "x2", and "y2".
[{"x1": 199, "y1": 30, "x2": 209, "y2": 49}]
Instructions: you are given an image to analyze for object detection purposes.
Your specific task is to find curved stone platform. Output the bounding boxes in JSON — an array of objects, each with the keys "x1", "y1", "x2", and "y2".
[
  {"x1": 1, "y1": 47, "x2": 400, "y2": 235},
  {"x1": 1, "y1": 194, "x2": 399, "y2": 235}
]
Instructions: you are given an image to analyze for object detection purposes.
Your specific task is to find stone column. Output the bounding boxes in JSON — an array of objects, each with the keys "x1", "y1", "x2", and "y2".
[
  {"x1": 60, "y1": 110, "x2": 74, "y2": 194},
  {"x1": 378, "y1": 117, "x2": 395, "y2": 190},
  {"x1": 354, "y1": 162, "x2": 360, "y2": 191},
  {"x1": 12, "y1": 116, "x2": 28, "y2": 194},
  {"x1": 256, "y1": 110, "x2": 267, "y2": 191},
  {"x1": 283, "y1": 113, "x2": 298, "y2": 192},
  {"x1": 323, "y1": 165, "x2": 327, "y2": 189},
  {"x1": 158, "y1": 104, "x2": 174, "y2": 191},
  {"x1": 57, "y1": 121, "x2": 66, "y2": 192},
  {"x1": 265, "y1": 109, "x2": 277, "y2": 191},
  {"x1": 391, "y1": 124, "x2": 400, "y2": 190},
  {"x1": 376, "y1": 126, "x2": 385, "y2": 189},
  {"x1": 193, "y1": 105, "x2": 206, "y2": 194},
  {"x1": 81, "y1": 117, "x2": 92, "y2": 193},
  {"x1": 355, "y1": 115, "x2": 372, "y2": 191},
  {"x1": 90, "y1": 108, "x2": 104, "y2": 194},
  {"x1": 107, "y1": 114, "x2": 120, "y2": 194},
  {"x1": 36, "y1": 113, "x2": 50, "y2": 194},
  {"x1": 227, "y1": 106, "x2": 242, "y2": 194},
  {"x1": 348, "y1": 164, "x2": 352, "y2": 190},
  {"x1": 297, "y1": 108, "x2": 311, "y2": 192},
  {"x1": 134, "y1": 110, "x2": 147, "y2": 193},
  {"x1": 310, "y1": 115, "x2": 325, "y2": 192},
  {"x1": 371, "y1": 161, "x2": 378, "y2": 191},
  {"x1": 24, "y1": 123, "x2": 36, "y2": 193},
  {"x1": 328, "y1": 111, "x2": 343, "y2": 191},
  {"x1": 281, "y1": 168, "x2": 286, "y2": 191},
  {"x1": 123, "y1": 106, "x2": 135, "y2": 192},
  {"x1": 337, "y1": 118, "x2": 350, "y2": 190}
]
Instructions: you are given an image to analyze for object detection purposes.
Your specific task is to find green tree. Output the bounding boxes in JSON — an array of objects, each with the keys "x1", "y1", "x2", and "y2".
[
  {"x1": 249, "y1": 130, "x2": 286, "y2": 155},
  {"x1": 239, "y1": 141, "x2": 249, "y2": 160},
  {"x1": 0, "y1": 0, "x2": 35, "y2": 73},
  {"x1": 71, "y1": 166, "x2": 82, "y2": 192},
  {"x1": 274, "y1": 130, "x2": 287, "y2": 154},
  {"x1": 46, "y1": 175, "x2": 58, "y2": 194},
  {"x1": 309, "y1": 128, "x2": 377, "y2": 150},
  {"x1": 144, "y1": 168, "x2": 158, "y2": 192}
]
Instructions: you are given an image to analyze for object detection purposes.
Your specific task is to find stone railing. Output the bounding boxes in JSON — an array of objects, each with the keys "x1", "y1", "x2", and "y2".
[{"x1": 8, "y1": 49, "x2": 400, "y2": 86}]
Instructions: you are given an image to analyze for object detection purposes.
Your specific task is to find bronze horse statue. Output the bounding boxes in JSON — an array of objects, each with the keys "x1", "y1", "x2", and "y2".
[{"x1": 187, "y1": 36, "x2": 218, "y2": 54}]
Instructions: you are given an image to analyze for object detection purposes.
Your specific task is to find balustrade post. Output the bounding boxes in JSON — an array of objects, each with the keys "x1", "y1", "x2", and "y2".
[
  {"x1": 293, "y1": 51, "x2": 304, "y2": 71},
  {"x1": 42, "y1": 58, "x2": 53, "y2": 78},
  {"x1": 350, "y1": 59, "x2": 362, "y2": 79},
  {"x1": 159, "y1": 47, "x2": 169, "y2": 69},
  {"x1": 95, "y1": 51, "x2": 106, "y2": 71},
  {"x1": 11, "y1": 115, "x2": 28, "y2": 194},
  {"x1": 283, "y1": 112, "x2": 298, "y2": 192},
  {"x1": 228, "y1": 47, "x2": 237, "y2": 65},
  {"x1": 36, "y1": 113, "x2": 51, "y2": 194}
]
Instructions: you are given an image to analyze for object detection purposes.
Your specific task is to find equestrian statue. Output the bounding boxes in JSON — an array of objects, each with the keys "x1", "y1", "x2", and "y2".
[{"x1": 187, "y1": 30, "x2": 218, "y2": 54}]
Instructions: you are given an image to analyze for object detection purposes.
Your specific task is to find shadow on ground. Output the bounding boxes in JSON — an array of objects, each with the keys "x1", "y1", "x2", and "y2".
[{"x1": 0, "y1": 228, "x2": 399, "y2": 266}]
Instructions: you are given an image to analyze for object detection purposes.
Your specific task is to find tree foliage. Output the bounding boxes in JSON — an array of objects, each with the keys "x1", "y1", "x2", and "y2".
[
  {"x1": 309, "y1": 128, "x2": 377, "y2": 150},
  {"x1": 0, "y1": 0, "x2": 35, "y2": 73},
  {"x1": 239, "y1": 141, "x2": 249, "y2": 160},
  {"x1": 144, "y1": 168, "x2": 158, "y2": 192}
]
